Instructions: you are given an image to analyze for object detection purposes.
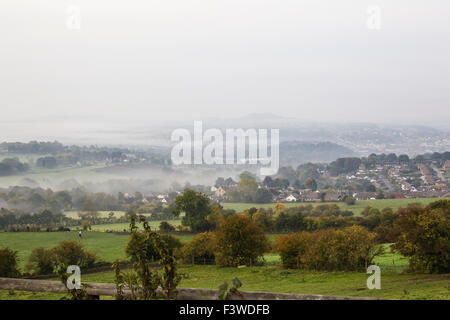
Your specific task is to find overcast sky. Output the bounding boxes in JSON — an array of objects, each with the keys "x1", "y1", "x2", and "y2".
[{"x1": 1, "y1": 0, "x2": 449, "y2": 134}]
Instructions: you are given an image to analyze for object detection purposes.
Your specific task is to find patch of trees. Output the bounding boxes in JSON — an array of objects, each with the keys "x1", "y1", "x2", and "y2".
[
  {"x1": 227, "y1": 178, "x2": 273, "y2": 203},
  {"x1": 0, "y1": 208, "x2": 70, "y2": 231},
  {"x1": 0, "y1": 158, "x2": 29, "y2": 176},
  {"x1": 0, "y1": 186, "x2": 178, "y2": 225},
  {"x1": 328, "y1": 157, "x2": 361, "y2": 176},
  {"x1": 36, "y1": 156, "x2": 57, "y2": 169},
  {"x1": 1, "y1": 141, "x2": 64, "y2": 154}
]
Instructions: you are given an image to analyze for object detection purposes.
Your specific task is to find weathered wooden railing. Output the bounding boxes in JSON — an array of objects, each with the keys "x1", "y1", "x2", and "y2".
[{"x1": 0, "y1": 277, "x2": 381, "y2": 300}]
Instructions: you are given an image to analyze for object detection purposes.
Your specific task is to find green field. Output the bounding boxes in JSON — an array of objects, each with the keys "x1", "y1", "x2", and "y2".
[
  {"x1": 0, "y1": 231, "x2": 449, "y2": 300},
  {"x1": 0, "y1": 231, "x2": 129, "y2": 269},
  {"x1": 0, "y1": 230, "x2": 280, "y2": 270},
  {"x1": 221, "y1": 198, "x2": 446, "y2": 216}
]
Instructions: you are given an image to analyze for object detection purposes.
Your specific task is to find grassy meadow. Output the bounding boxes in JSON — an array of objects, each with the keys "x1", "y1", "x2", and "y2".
[
  {"x1": 1, "y1": 197, "x2": 449, "y2": 300},
  {"x1": 0, "y1": 230, "x2": 449, "y2": 300},
  {"x1": 0, "y1": 230, "x2": 282, "y2": 270}
]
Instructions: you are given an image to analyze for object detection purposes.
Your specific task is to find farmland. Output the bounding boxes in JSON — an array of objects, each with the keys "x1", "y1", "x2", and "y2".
[
  {"x1": 0, "y1": 197, "x2": 448, "y2": 300},
  {"x1": 0, "y1": 230, "x2": 282, "y2": 269},
  {"x1": 1, "y1": 242, "x2": 449, "y2": 300}
]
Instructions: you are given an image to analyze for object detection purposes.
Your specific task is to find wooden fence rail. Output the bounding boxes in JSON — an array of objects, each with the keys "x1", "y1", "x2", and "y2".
[{"x1": 0, "y1": 277, "x2": 381, "y2": 300}]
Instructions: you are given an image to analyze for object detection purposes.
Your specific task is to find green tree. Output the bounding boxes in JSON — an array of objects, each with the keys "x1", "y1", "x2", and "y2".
[
  {"x1": 0, "y1": 248, "x2": 20, "y2": 277},
  {"x1": 392, "y1": 200, "x2": 449, "y2": 273},
  {"x1": 304, "y1": 178, "x2": 317, "y2": 191},
  {"x1": 215, "y1": 215, "x2": 269, "y2": 267},
  {"x1": 173, "y1": 189, "x2": 213, "y2": 232},
  {"x1": 81, "y1": 220, "x2": 91, "y2": 231},
  {"x1": 237, "y1": 178, "x2": 258, "y2": 202}
]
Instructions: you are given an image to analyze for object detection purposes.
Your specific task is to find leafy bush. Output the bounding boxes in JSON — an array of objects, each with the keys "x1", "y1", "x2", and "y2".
[
  {"x1": 391, "y1": 200, "x2": 449, "y2": 273},
  {"x1": 159, "y1": 221, "x2": 175, "y2": 232},
  {"x1": 274, "y1": 233, "x2": 311, "y2": 269},
  {"x1": 0, "y1": 247, "x2": 20, "y2": 277},
  {"x1": 215, "y1": 214, "x2": 270, "y2": 267},
  {"x1": 344, "y1": 196, "x2": 356, "y2": 205},
  {"x1": 126, "y1": 233, "x2": 182, "y2": 263},
  {"x1": 276, "y1": 226, "x2": 383, "y2": 271},
  {"x1": 25, "y1": 247, "x2": 55, "y2": 275},
  {"x1": 181, "y1": 232, "x2": 216, "y2": 265},
  {"x1": 52, "y1": 241, "x2": 97, "y2": 269}
]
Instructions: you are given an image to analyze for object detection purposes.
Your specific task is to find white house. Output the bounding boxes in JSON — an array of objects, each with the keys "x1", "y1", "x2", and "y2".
[{"x1": 285, "y1": 195, "x2": 297, "y2": 202}]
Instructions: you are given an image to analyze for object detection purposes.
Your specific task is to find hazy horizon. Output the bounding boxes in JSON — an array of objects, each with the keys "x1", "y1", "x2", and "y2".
[{"x1": 1, "y1": 0, "x2": 450, "y2": 143}]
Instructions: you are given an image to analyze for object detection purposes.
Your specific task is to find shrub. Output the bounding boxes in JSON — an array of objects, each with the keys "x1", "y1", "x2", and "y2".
[
  {"x1": 344, "y1": 196, "x2": 356, "y2": 205},
  {"x1": 215, "y1": 214, "x2": 270, "y2": 267},
  {"x1": 181, "y1": 232, "x2": 217, "y2": 265},
  {"x1": 159, "y1": 221, "x2": 175, "y2": 232},
  {"x1": 276, "y1": 226, "x2": 383, "y2": 271},
  {"x1": 25, "y1": 247, "x2": 55, "y2": 275},
  {"x1": 275, "y1": 233, "x2": 311, "y2": 269},
  {"x1": 126, "y1": 233, "x2": 182, "y2": 263},
  {"x1": 391, "y1": 200, "x2": 449, "y2": 273},
  {"x1": 81, "y1": 220, "x2": 91, "y2": 231},
  {"x1": 52, "y1": 241, "x2": 97, "y2": 269},
  {"x1": 0, "y1": 248, "x2": 20, "y2": 277}
]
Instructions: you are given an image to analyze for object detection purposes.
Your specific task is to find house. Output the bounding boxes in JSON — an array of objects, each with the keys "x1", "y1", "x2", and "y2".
[
  {"x1": 215, "y1": 187, "x2": 226, "y2": 198},
  {"x1": 285, "y1": 195, "x2": 297, "y2": 202},
  {"x1": 298, "y1": 190, "x2": 321, "y2": 202},
  {"x1": 353, "y1": 192, "x2": 377, "y2": 200},
  {"x1": 324, "y1": 192, "x2": 343, "y2": 202}
]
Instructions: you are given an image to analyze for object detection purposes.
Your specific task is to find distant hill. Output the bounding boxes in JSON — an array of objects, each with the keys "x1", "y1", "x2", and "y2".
[{"x1": 280, "y1": 141, "x2": 356, "y2": 165}]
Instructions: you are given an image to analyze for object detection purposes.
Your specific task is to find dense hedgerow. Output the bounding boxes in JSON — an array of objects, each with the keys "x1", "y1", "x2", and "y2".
[{"x1": 275, "y1": 225, "x2": 383, "y2": 271}]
